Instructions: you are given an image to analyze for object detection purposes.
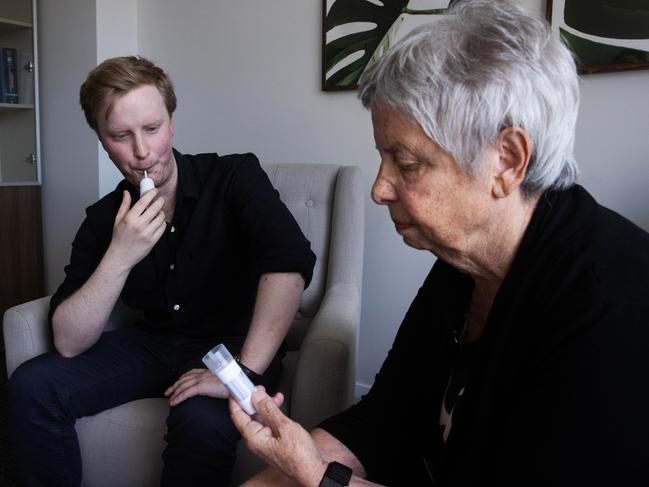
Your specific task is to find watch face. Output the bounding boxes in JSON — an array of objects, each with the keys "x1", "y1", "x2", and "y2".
[{"x1": 320, "y1": 461, "x2": 353, "y2": 486}]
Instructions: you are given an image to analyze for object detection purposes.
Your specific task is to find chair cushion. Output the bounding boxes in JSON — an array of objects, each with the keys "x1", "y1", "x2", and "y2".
[{"x1": 76, "y1": 398, "x2": 167, "y2": 487}]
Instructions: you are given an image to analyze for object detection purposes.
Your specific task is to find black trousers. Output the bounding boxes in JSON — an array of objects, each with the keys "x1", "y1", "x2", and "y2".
[{"x1": 7, "y1": 326, "x2": 280, "y2": 487}]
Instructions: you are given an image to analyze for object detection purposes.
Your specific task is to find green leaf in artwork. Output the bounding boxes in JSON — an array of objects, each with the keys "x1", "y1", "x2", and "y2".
[
  {"x1": 560, "y1": 28, "x2": 649, "y2": 71},
  {"x1": 325, "y1": 0, "x2": 455, "y2": 87},
  {"x1": 564, "y1": 0, "x2": 649, "y2": 39}
]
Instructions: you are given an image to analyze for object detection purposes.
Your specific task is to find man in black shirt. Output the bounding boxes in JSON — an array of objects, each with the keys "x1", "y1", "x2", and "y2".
[{"x1": 7, "y1": 56, "x2": 315, "y2": 486}]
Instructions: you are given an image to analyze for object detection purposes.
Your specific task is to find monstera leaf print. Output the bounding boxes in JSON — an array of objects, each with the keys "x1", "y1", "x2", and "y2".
[
  {"x1": 551, "y1": 0, "x2": 649, "y2": 73},
  {"x1": 560, "y1": 28, "x2": 649, "y2": 69},
  {"x1": 323, "y1": 0, "x2": 452, "y2": 89},
  {"x1": 563, "y1": 0, "x2": 649, "y2": 39}
]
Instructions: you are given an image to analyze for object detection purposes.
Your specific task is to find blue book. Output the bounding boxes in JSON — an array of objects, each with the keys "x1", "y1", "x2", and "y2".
[
  {"x1": 2, "y1": 48, "x2": 19, "y2": 104},
  {"x1": 0, "y1": 48, "x2": 6, "y2": 103}
]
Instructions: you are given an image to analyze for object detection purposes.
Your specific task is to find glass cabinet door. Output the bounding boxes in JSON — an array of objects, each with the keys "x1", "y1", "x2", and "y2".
[{"x1": 0, "y1": 0, "x2": 39, "y2": 185}]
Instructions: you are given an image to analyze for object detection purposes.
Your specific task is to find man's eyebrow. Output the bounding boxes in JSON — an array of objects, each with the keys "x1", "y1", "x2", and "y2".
[
  {"x1": 145, "y1": 118, "x2": 164, "y2": 126},
  {"x1": 106, "y1": 127, "x2": 129, "y2": 134}
]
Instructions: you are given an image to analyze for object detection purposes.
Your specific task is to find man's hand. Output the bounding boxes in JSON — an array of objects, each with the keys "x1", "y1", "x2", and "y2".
[
  {"x1": 165, "y1": 368, "x2": 229, "y2": 406},
  {"x1": 105, "y1": 189, "x2": 167, "y2": 272},
  {"x1": 231, "y1": 388, "x2": 328, "y2": 487}
]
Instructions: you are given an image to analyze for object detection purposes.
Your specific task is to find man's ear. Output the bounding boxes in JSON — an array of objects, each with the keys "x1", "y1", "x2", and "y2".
[{"x1": 491, "y1": 127, "x2": 533, "y2": 199}]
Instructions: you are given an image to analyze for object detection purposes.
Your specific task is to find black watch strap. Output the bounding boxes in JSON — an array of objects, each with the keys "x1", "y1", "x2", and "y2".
[
  {"x1": 235, "y1": 356, "x2": 263, "y2": 384},
  {"x1": 319, "y1": 461, "x2": 353, "y2": 487}
]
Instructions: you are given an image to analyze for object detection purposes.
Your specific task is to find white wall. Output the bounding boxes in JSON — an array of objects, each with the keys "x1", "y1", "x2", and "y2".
[
  {"x1": 96, "y1": 0, "x2": 138, "y2": 196},
  {"x1": 576, "y1": 71, "x2": 649, "y2": 230},
  {"x1": 39, "y1": 0, "x2": 138, "y2": 291},
  {"x1": 39, "y1": 0, "x2": 649, "y2": 391},
  {"x1": 39, "y1": 0, "x2": 99, "y2": 292}
]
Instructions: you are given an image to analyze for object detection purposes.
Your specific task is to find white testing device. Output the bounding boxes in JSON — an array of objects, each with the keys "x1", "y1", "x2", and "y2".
[
  {"x1": 140, "y1": 170, "x2": 155, "y2": 196},
  {"x1": 202, "y1": 344, "x2": 256, "y2": 415}
]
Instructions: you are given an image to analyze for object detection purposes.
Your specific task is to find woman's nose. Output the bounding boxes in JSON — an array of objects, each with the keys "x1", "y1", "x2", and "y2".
[{"x1": 371, "y1": 173, "x2": 396, "y2": 205}]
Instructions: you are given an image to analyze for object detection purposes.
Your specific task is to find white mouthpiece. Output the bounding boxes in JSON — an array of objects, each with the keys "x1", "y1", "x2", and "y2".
[{"x1": 140, "y1": 170, "x2": 155, "y2": 196}]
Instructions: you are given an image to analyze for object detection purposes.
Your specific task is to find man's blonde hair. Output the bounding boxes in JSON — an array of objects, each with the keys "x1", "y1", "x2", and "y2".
[{"x1": 79, "y1": 55, "x2": 177, "y2": 132}]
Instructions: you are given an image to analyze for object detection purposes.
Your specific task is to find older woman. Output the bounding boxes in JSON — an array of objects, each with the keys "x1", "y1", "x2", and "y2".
[{"x1": 230, "y1": 1, "x2": 649, "y2": 486}]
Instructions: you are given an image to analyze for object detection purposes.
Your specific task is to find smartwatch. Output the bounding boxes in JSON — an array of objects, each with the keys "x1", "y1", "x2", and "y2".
[{"x1": 319, "y1": 461, "x2": 353, "y2": 487}]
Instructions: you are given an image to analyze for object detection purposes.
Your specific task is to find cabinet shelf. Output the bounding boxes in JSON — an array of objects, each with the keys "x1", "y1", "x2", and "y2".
[
  {"x1": 0, "y1": 17, "x2": 31, "y2": 34},
  {"x1": 0, "y1": 103, "x2": 34, "y2": 111}
]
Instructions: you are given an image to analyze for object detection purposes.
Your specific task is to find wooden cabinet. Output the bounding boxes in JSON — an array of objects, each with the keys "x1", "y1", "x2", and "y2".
[{"x1": 0, "y1": 186, "x2": 44, "y2": 315}]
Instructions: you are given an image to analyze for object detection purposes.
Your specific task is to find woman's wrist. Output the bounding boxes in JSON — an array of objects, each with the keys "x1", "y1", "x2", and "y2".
[{"x1": 302, "y1": 458, "x2": 329, "y2": 487}]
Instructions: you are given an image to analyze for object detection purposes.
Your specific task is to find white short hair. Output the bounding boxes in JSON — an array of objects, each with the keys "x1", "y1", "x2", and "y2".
[{"x1": 359, "y1": 0, "x2": 580, "y2": 196}]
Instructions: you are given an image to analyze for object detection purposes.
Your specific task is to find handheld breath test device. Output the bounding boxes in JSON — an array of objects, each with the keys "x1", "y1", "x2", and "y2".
[
  {"x1": 202, "y1": 344, "x2": 257, "y2": 415},
  {"x1": 140, "y1": 170, "x2": 155, "y2": 196}
]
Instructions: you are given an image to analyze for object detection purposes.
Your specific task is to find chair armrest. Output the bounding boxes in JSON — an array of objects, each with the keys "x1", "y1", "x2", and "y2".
[
  {"x1": 3, "y1": 296, "x2": 53, "y2": 378},
  {"x1": 288, "y1": 165, "x2": 364, "y2": 431},
  {"x1": 290, "y1": 282, "x2": 360, "y2": 431}
]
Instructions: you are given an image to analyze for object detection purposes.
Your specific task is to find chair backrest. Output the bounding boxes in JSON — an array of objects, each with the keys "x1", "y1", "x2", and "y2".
[
  {"x1": 261, "y1": 163, "x2": 342, "y2": 351},
  {"x1": 107, "y1": 163, "x2": 361, "y2": 352}
]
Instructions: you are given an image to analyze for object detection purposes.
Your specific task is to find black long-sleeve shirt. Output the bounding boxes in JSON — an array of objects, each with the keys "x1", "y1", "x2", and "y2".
[
  {"x1": 50, "y1": 150, "x2": 316, "y2": 339},
  {"x1": 320, "y1": 185, "x2": 649, "y2": 486}
]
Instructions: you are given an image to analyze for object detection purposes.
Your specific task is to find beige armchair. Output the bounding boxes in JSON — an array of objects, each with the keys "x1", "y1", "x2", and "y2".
[{"x1": 3, "y1": 163, "x2": 364, "y2": 486}]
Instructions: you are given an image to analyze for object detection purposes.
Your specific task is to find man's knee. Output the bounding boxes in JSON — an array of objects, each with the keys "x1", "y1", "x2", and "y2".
[
  {"x1": 165, "y1": 395, "x2": 240, "y2": 450},
  {"x1": 8, "y1": 354, "x2": 63, "y2": 412},
  {"x1": 162, "y1": 396, "x2": 239, "y2": 484}
]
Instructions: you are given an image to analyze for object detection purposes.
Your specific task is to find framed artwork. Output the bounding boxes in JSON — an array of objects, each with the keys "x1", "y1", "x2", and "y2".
[
  {"x1": 547, "y1": 0, "x2": 649, "y2": 74},
  {"x1": 322, "y1": 0, "x2": 454, "y2": 91}
]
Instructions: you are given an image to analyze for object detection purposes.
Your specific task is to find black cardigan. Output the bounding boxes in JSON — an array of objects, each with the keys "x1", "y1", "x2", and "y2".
[{"x1": 320, "y1": 185, "x2": 649, "y2": 486}]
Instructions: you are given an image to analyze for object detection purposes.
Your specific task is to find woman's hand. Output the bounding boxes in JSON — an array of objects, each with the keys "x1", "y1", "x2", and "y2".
[
  {"x1": 230, "y1": 387, "x2": 328, "y2": 487},
  {"x1": 165, "y1": 368, "x2": 228, "y2": 406}
]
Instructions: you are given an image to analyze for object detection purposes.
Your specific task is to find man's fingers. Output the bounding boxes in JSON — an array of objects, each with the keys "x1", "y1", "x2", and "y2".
[
  {"x1": 170, "y1": 372, "x2": 199, "y2": 390},
  {"x1": 169, "y1": 386, "x2": 197, "y2": 406},
  {"x1": 115, "y1": 190, "x2": 131, "y2": 223},
  {"x1": 164, "y1": 380, "x2": 184, "y2": 398},
  {"x1": 151, "y1": 218, "x2": 167, "y2": 243},
  {"x1": 178, "y1": 368, "x2": 204, "y2": 379},
  {"x1": 140, "y1": 194, "x2": 165, "y2": 222},
  {"x1": 164, "y1": 379, "x2": 184, "y2": 396},
  {"x1": 164, "y1": 369, "x2": 202, "y2": 396},
  {"x1": 150, "y1": 211, "x2": 166, "y2": 229},
  {"x1": 166, "y1": 370, "x2": 226, "y2": 405},
  {"x1": 168, "y1": 379, "x2": 201, "y2": 405},
  {"x1": 133, "y1": 187, "x2": 158, "y2": 211}
]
